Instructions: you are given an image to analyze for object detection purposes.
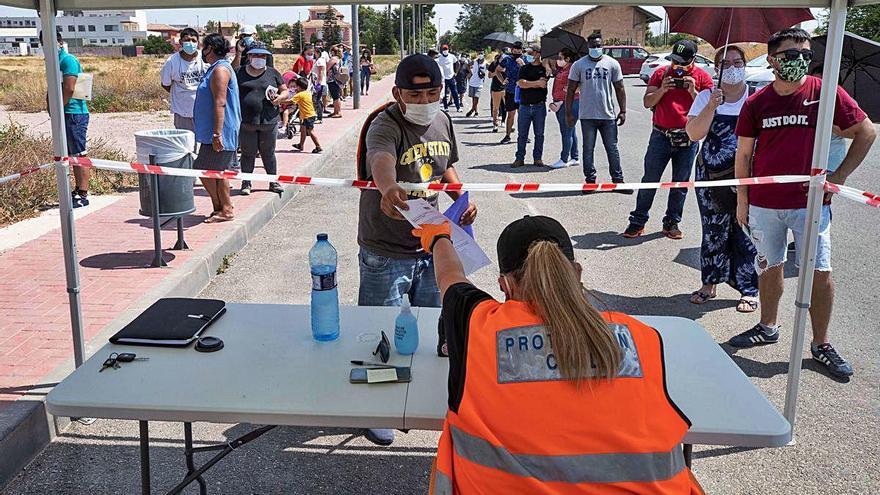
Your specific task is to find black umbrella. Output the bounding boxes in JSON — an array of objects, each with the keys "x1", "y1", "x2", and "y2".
[
  {"x1": 540, "y1": 28, "x2": 590, "y2": 59},
  {"x1": 811, "y1": 32, "x2": 880, "y2": 123},
  {"x1": 482, "y1": 32, "x2": 520, "y2": 50}
]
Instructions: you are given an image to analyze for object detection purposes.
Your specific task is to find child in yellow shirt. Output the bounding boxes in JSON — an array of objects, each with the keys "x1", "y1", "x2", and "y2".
[{"x1": 290, "y1": 78, "x2": 323, "y2": 154}]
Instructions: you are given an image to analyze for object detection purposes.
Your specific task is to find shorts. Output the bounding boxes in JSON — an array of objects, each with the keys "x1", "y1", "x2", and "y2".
[
  {"x1": 301, "y1": 116, "x2": 316, "y2": 130},
  {"x1": 328, "y1": 81, "x2": 341, "y2": 101},
  {"x1": 173, "y1": 114, "x2": 195, "y2": 132},
  {"x1": 468, "y1": 86, "x2": 481, "y2": 98},
  {"x1": 64, "y1": 113, "x2": 89, "y2": 156},
  {"x1": 504, "y1": 92, "x2": 519, "y2": 112},
  {"x1": 747, "y1": 205, "x2": 832, "y2": 274},
  {"x1": 193, "y1": 145, "x2": 237, "y2": 171}
]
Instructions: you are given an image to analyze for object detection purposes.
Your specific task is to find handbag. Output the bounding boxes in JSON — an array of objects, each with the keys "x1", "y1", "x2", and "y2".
[{"x1": 369, "y1": 63, "x2": 377, "y2": 75}]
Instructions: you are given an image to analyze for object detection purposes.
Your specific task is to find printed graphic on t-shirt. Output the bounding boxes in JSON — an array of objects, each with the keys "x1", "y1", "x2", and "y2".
[
  {"x1": 496, "y1": 323, "x2": 643, "y2": 383},
  {"x1": 582, "y1": 67, "x2": 611, "y2": 81},
  {"x1": 180, "y1": 64, "x2": 205, "y2": 88},
  {"x1": 761, "y1": 114, "x2": 810, "y2": 129},
  {"x1": 398, "y1": 140, "x2": 451, "y2": 198}
]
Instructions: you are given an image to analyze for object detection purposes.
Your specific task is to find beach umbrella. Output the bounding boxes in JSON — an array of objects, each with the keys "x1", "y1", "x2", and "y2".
[
  {"x1": 481, "y1": 32, "x2": 520, "y2": 50},
  {"x1": 811, "y1": 32, "x2": 880, "y2": 122},
  {"x1": 540, "y1": 28, "x2": 590, "y2": 58}
]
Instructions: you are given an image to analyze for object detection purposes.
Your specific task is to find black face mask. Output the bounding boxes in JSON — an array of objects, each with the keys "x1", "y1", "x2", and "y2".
[
  {"x1": 512, "y1": 53, "x2": 522, "y2": 59},
  {"x1": 201, "y1": 48, "x2": 210, "y2": 64}
]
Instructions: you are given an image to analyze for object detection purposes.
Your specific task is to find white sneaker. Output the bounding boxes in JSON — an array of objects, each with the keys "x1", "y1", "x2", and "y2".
[
  {"x1": 548, "y1": 159, "x2": 567, "y2": 169},
  {"x1": 567, "y1": 159, "x2": 580, "y2": 167}
]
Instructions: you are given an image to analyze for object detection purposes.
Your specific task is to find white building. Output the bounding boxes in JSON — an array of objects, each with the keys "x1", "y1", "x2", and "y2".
[
  {"x1": 0, "y1": 27, "x2": 41, "y2": 56},
  {"x1": 0, "y1": 16, "x2": 38, "y2": 28},
  {"x1": 56, "y1": 10, "x2": 149, "y2": 47}
]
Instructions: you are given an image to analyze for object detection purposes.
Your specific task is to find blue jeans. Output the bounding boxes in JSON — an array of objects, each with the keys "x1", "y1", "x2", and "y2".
[
  {"x1": 555, "y1": 101, "x2": 579, "y2": 162},
  {"x1": 357, "y1": 247, "x2": 441, "y2": 308},
  {"x1": 444, "y1": 78, "x2": 461, "y2": 110},
  {"x1": 516, "y1": 103, "x2": 546, "y2": 162},
  {"x1": 580, "y1": 119, "x2": 622, "y2": 182},
  {"x1": 629, "y1": 129, "x2": 697, "y2": 228},
  {"x1": 747, "y1": 205, "x2": 832, "y2": 274}
]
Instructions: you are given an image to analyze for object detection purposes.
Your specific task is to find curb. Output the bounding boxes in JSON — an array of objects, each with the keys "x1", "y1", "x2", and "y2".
[{"x1": 0, "y1": 98, "x2": 385, "y2": 491}]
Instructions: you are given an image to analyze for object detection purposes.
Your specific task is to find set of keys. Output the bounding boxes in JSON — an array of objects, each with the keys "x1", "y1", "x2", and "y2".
[{"x1": 99, "y1": 352, "x2": 148, "y2": 372}]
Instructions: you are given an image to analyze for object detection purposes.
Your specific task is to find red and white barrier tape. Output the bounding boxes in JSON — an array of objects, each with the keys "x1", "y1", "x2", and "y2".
[
  {"x1": 824, "y1": 182, "x2": 880, "y2": 208},
  {"x1": 0, "y1": 163, "x2": 55, "y2": 186}
]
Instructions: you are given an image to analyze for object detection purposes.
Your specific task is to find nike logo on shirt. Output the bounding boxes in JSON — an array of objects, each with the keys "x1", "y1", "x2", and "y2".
[{"x1": 803, "y1": 99, "x2": 820, "y2": 106}]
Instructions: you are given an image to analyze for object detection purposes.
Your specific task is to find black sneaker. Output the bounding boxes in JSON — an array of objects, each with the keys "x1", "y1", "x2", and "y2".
[
  {"x1": 269, "y1": 182, "x2": 283, "y2": 194},
  {"x1": 811, "y1": 343, "x2": 854, "y2": 378},
  {"x1": 728, "y1": 324, "x2": 780, "y2": 348},
  {"x1": 621, "y1": 223, "x2": 644, "y2": 238},
  {"x1": 500, "y1": 135, "x2": 511, "y2": 144},
  {"x1": 71, "y1": 190, "x2": 89, "y2": 208},
  {"x1": 662, "y1": 221, "x2": 683, "y2": 240},
  {"x1": 582, "y1": 180, "x2": 597, "y2": 195},
  {"x1": 240, "y1": 181, "x2": 252, "y2": 196},
  {"x1": 612, "y1": 180, "x2": 634, "y2": 195}
]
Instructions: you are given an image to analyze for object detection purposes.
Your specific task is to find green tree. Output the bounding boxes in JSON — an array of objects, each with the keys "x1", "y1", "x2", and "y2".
[
  {"x1": 135, "y1": 35, "x2": 174, "y2": 55},
  {"x1": 391, "y1": 5, "x2": 437, "y2": 54},
  {"x1": 438, "y1": 30, "x2": 458, "y2": 48},
  {"x1": 286, "y1": 21, "x2": 304, "y2": 52},
  {"x1": 272, "y1": 23, "x2": 292, "y2": 41},
  {"x1": 519, "y1": 11, "x2": 534, "y2": 43},
  {"x1": 205, "y1": 20, "x2": 218, "y2": 33},
  {"x1": 454, "y1": 4, "x2": 522, "y2": 50},
  {"x1": 255, "y1": 25, "x2": 272, "y2": 44},
  {"x1": 817, "y1": 6, "x2": 880, "y2": 42},
  {"x1": 322, "y1": 6, "x2": 342, "y2": 46}
]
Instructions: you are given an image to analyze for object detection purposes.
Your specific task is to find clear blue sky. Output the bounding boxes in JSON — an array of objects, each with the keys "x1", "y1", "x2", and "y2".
[{"x1": 0, "y1": 4, "x2": 821, "y2": 39}]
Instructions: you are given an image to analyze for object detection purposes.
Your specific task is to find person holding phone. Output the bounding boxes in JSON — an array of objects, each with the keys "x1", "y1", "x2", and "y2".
[
  {"x1": 624, "y1": 39, "x2": 713, "y2": 240},
  {"x1": 412, "y1": 215, "x2": 704, "y2": 494}
]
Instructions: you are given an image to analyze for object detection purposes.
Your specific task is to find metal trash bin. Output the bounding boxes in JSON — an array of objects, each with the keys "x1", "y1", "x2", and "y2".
[{"x1": 135, "y1": 129, "x2": 197, "y2": 217}]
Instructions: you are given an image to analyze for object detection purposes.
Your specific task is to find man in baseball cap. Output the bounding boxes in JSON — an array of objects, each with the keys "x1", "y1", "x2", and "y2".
[
  {"x1": 668, "y1": 38, "x2": 698, "y2": 65},
  {"x1": 354, "y1": 53, "x2": 477, "y2": 446},
  {"x1": 233, "y1": 24, "x2": 273, "y2": 69}
]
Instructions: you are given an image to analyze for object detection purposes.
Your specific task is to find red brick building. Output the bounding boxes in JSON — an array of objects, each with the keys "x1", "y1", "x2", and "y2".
[
  {"x1": 555, "y1": 6, "x2": 661, "y2": 47},
  {"x1": 302, "y1": 6, "x2": 351, "y2": 46}
]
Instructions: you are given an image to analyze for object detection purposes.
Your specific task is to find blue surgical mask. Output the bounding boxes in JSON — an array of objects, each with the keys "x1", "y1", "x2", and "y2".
[
  {"x1": 589, "y1": 47, "x2": 603, "y2": 59},
  {"x1": 243, "y1": 36, "x2": 254, "y2": 47},
  {"x1": 524, "y1": 55, "x2": 534, "y2": 63},
  {"x1": 181, "y1": 41, "x2": 198, "y2": 55}
]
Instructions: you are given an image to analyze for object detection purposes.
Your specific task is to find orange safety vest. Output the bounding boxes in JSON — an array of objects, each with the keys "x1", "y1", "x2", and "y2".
[{"x1": 430, "y1": 300, "x2": 704, "y2": 495}]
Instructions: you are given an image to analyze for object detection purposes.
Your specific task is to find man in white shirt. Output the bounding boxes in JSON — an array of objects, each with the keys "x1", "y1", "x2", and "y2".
[
  {"x1": 437, "y1": 44, "x2": 460, "y2": 111},
  {"x1": 466, "y1": 51, "x2": 486, "y2": 117},
  {"x1": 311, "y1": 44, "x2": 328, "y2": 122},
  {"x1": 159, "y1": 27, "x2": 206, "y2": 131}
]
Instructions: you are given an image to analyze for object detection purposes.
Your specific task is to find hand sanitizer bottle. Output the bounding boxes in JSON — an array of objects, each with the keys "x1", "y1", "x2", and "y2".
[{"x1": 394, "y1": 294, "x2": 419, "y2": 355}]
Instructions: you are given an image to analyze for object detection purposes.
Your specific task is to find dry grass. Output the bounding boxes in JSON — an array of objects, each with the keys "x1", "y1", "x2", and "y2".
[
  {"x1": 0, "y1": 121, "x2": 133, "y2": 226},
  {"x1": 0, "y1": 54, "x2": 399, "y2": 114}
]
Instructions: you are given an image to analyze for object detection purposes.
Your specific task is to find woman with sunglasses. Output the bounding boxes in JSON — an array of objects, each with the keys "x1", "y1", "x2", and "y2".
[
  {"x1": 413, "y1": 216, "x2": 704, "y2": 494},
  {"x1": 685, "y1": 45, "x2": 759, "y2": 314}
]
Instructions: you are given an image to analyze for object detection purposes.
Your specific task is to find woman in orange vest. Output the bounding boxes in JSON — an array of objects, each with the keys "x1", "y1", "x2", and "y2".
[{"x1": 412, "y1": 215, "x2": 704, "y2": 495}]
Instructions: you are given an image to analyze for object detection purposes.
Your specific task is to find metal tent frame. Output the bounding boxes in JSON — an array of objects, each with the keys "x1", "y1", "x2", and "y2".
[{"x1": 7, "y1": 0, "x2": 872, "y2": 434}]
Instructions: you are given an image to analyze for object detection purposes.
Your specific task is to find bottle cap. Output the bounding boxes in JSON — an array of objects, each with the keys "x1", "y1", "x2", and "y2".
[{"x1": 317, "y1": 233, "x2": 328, "y2": 241}]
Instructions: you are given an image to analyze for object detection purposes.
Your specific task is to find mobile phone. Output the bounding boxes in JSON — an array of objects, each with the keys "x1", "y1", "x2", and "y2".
[
  {"x1": 673, "y1": 78, "x2": 687, "y2": 89},
  {"x1": 349, "y1": 367, "x2": 412, "y2": 384}
]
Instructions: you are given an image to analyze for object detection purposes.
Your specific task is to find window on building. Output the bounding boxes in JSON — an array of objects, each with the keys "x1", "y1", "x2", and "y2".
[
  {"x1": 14, "y1": 38, "x2": 24, "y2": 42},
  {"x1": 100, "y1": 39, "x2": 108, "y2": 43},
  {"x1": 90, "y1": 39, "x2": 98, "y2": 44},
  {"x1": 77, "y1": 25, "x2": 85, "y2": 32},
  {"x1": 68, "y1": 26, "x2": 74, "y2": 32},
  {"x1": 88, "y1": 25, "x2": 96, "y2": 32},
  {"x1": 30, "y1": 42, "x2": 39, "y2": 48},
  {"x1": 105, "y1": 25, "x2": 119, "y2": 32}
]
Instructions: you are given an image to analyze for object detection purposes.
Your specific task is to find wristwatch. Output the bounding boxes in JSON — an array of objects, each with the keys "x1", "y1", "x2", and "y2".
[{"x1": 430, "y1": 234, "x2": 452, "y2": 252}]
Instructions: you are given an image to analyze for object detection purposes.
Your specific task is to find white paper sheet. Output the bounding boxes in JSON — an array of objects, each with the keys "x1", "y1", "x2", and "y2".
[{"x1": 397, "y1": 199, "x2": 491, "y2": 276}]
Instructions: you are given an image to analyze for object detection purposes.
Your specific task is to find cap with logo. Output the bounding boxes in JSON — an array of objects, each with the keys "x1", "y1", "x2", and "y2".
[
  {"x1": 246, "y1": 41, "x2": 272, "y2": 56},
  {"x1": 668, "y1": 39, "x2": 698, "y2": 65},
  {"x1": 497, "y1": 216, "x2": 575, "y2": 274},
  {"x1": 395, "y1": 53, "x2": 443, "y2": 90}
]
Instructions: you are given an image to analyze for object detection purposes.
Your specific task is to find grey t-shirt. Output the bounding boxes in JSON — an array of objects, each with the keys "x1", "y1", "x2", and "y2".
[
  {"x1": 568, "y1": 55, "x2": 622, "y2": 120},
  {"x1": 358, "y1": 104, "x2": 459, "y2": 259}
]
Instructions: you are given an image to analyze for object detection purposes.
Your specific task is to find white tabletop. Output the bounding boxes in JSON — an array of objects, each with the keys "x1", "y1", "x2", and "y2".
[
  {"x1": 407, "y1": 309, "x2": 792, "y2": 447},
  {"x1": 47, "y1": 304, "x2": 791, "y2": 447}
]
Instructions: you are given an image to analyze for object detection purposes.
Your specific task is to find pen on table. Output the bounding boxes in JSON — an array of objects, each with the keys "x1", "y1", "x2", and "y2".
[{"x1": 350, "y1": 360, "x2": 395, "y2": 367}]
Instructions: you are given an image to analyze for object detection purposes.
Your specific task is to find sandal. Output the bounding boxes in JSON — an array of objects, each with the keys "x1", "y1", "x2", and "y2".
[
  {"x1": 737, "y1": 297, "x2": 759, "y2": 313},
  {"x1": 689, "y1": 290, "x2": 716, "y2": 305},
  {"x1": 204, "y1": 213, "x2": 234, "y2": 224}
]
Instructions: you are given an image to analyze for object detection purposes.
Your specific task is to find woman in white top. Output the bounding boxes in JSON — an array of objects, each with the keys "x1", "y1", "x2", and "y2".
[
  {"x1": 465, "y1": 51, "x2": 487, "y2": 117},
  {"x1": 685, "y1": 45, "x2": 759, "y2": 313}
]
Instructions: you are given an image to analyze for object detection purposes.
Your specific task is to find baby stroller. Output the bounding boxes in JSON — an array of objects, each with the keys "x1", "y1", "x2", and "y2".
[{"x1": 284, "y1": 105, "x2": 301, "y2": 139}]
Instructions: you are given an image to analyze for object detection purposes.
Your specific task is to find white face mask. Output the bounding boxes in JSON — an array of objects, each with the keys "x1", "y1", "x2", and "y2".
[
  {"x1": 441, "y1": 50, "x2": 449, "y2": 56},
  {"x1": 402, "y1": 101, "x2": 441, "y2": 126},
  {"x1": 250, "y1": 58, "x2": 267, "y2": 70},
  {"x1": 721, "y1": 65, "x2": 746, "y2": 85}
]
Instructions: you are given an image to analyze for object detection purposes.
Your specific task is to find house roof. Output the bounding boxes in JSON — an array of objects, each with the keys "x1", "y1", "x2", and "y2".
[
  {"x1": 556, "y1": 5, "x2": 662, "y2": 31},
  {"x1": 147, "y1": 23, "x2": 180, "y2": 32},
  {"x1": 302, "y1": 19, "x2": 351, "y2": 29}
]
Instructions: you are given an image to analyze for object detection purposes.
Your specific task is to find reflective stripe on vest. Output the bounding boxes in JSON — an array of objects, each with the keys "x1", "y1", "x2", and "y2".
[
  {"x1": 450, "y1": 424, "x2": 686, "y2": 484},
  {"x1": 431, "y1": 470, "x2": 454, "y2": 495}
]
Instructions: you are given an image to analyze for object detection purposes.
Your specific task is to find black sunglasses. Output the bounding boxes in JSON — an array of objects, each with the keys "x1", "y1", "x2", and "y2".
[
  {"x1": 372, "y1": 331, "x2": 390, "y2": 363},
  {"x1": 772, "y1": 48, "x2": 813, "y2": 62}
]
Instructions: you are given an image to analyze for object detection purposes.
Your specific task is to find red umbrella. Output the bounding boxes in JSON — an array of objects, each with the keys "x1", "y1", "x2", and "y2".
[{"x1": 665, "y1": 8, "x2": 815, "y2": 48}]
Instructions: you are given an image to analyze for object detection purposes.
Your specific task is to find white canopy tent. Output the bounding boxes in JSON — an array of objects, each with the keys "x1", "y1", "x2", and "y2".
[{"x1": 6, "y1": 0, "x2": 874, "y2": 434}]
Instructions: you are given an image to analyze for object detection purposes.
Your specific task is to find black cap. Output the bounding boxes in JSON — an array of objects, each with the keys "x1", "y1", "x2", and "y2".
[
  {"x1": 395, "y1": 54, "x2": 443, "y2": 90},
  {"x1": 668, "y1": 39, "x2": 698, "y2": 65},
  {"x1": 497, "y1": 216, "x2": 575, "y2": 274},
  {"x1": 512, "y1": 41, "x2": 523, "y2": 50}
]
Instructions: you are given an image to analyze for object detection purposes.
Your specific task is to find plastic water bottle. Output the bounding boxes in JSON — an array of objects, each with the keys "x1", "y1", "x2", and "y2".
[
  {"x1": 394, "y1": 294, "x2": 419, "y2": 355},
  {"x1": 309, "y1": 233, "x2": 339, "y2": 341}
]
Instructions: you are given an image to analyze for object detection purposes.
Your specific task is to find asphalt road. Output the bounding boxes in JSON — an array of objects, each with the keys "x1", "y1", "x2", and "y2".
[{"x1": 5, "y1": 78, "x2": 879, "y2": 494}]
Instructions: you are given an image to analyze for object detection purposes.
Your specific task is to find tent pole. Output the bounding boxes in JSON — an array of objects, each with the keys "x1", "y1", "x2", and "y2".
[
  {"x1": 399, "y1": 2, "x2": 405, "y2": 59},
  {"x1": 39, "y1": 0, "x2": 86, "y2": 368},
  {"x1": 351, "y1": 4, "x2": 361, "y2": 110},
  {"x1": 783, "y1": 0, "x2": 847, "y2": 432}
]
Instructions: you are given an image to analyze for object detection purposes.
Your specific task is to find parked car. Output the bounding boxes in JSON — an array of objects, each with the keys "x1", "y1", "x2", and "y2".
[
  {"x1": 602, "y1": 45, "x2": 651, "y2": 75},
  {"x1": 745, "y1": 54, "x2": 774, "y2": 91},
  {"x1": 638, "y1": 52, "x2": 717, "y2": 83}
]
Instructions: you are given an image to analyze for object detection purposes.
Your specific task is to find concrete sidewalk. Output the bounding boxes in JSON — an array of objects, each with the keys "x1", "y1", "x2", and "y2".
[{"x1": 0, "y1": 75, "x2": 394, "y2": 488}]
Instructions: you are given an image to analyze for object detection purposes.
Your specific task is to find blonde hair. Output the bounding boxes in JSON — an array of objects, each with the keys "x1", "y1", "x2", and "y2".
[{"x1": 513, "y1": 241, "x2": 622, "y2": 381}]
